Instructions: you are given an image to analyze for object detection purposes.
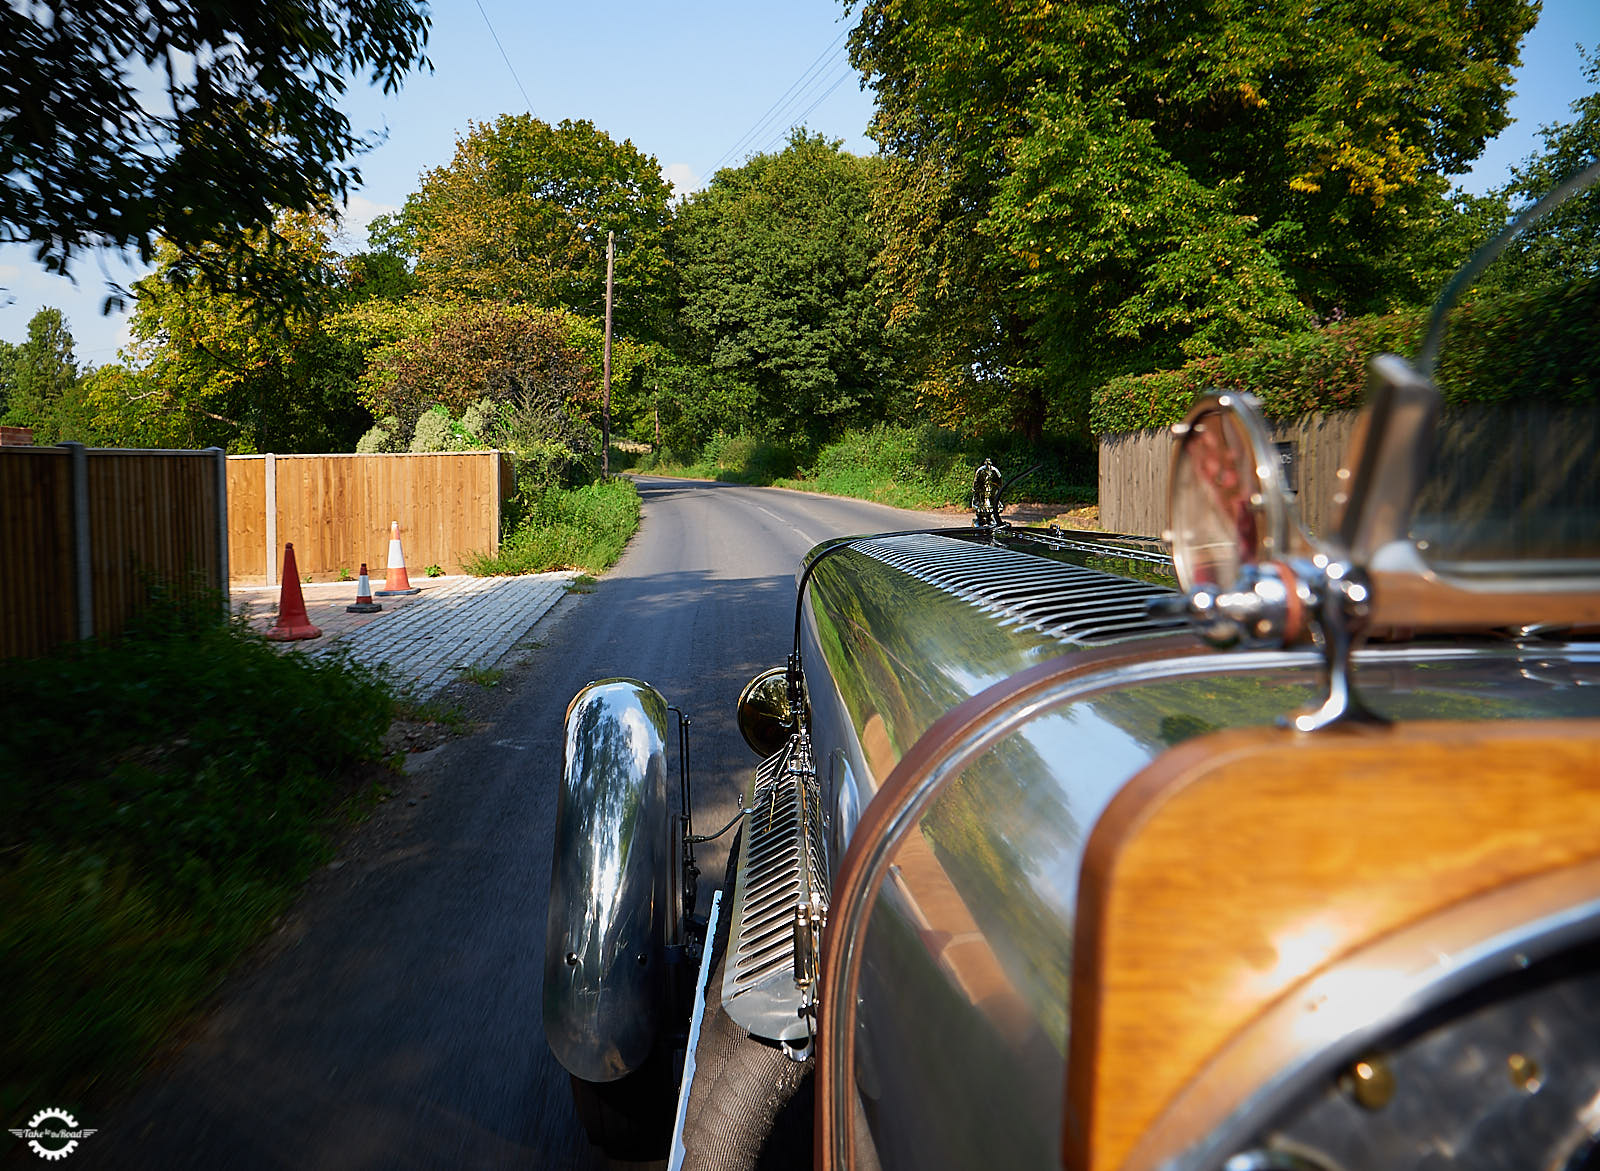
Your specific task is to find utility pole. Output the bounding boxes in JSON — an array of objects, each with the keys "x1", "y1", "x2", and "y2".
[{"x1": 602, "y1": 230, "x2": 614, "y2": 478}]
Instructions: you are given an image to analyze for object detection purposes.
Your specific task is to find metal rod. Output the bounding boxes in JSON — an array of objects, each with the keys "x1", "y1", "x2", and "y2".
[{"x1": 687, "y1": 807, "x2": 752, "y2": 844}]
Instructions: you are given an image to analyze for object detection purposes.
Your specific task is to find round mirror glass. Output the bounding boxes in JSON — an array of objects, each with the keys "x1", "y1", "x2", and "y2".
[
  {"x1": 736, "y1": 667, "x2": 805, "y2": 758},
  {"x1": 1168, "y1": 394, "x2": 1284, "y2": 592}
]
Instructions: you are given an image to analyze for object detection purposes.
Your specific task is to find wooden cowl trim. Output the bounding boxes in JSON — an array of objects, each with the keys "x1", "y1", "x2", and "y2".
[{"x1": 1067, "y1": 718, "x2": 1600, "y2": 1171}]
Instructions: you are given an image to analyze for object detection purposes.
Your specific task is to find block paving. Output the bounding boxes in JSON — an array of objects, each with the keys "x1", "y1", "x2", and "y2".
[{"x1": 234, "y1": 571, "x2": 577, "y2": 698}]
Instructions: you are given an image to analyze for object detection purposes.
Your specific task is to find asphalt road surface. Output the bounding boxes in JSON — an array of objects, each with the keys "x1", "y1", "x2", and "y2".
[{"x1": 77, "y1": 477, "x2": 956, "y2": 1171}]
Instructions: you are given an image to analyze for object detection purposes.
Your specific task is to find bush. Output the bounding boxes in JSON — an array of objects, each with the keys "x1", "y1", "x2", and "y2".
[
  {"x1": 468, "y1": 477, "x2": 641, "y2": 576},
  {"x1": 701, "y1": 432, "x2": 802, "y2": 482},
  {"x1": 1092, "y1": 276, "x2": 1600, "y2": 433},
  {"x1": 642, "y1": 424, "x2": 1096, "y2": 509},
  {"x1": 790, "y1": 425, "x2": 1096, "y2": 509},
  {"x1": 0, "y1": 590, "x2": 397, "y2": 1116}
]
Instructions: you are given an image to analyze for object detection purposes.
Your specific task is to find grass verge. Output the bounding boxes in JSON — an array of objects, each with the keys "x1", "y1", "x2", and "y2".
[
  {"x1": 466, "y1": 478, "x2": 641, "y2": 576},
  {"x1": 0, "y1": 592, "x2": 398, "y2": 1134},
  {"x1": 641, "y1": 424, "x2": 1096, "y2": 511}
]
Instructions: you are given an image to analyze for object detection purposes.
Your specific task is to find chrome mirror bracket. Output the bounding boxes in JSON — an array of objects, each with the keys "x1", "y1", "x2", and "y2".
[
  {"x1": 1176, "y1": 563, "x2": 1312, "y2": 650},
  {"x1": 1284, "y1": 557, "x2": 1386, "y2": 733},
  {"x1": 1165, "y1": 556, "x2": 1385, "y2": 732}
]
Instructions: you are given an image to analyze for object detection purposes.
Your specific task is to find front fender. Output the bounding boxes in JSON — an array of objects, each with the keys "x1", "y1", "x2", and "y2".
[{"x1": 544, "y1": 678, "x2": 672, "y2": 1083}]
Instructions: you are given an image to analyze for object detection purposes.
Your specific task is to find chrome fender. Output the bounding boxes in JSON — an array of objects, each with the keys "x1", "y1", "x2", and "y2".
[{"x1": 544, "y1": 678, "x2": 672, "y2": 1083}]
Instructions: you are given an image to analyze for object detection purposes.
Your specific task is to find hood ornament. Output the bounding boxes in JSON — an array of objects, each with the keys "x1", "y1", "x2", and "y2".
[{"x1": 972, "y1": 458, "x2": 1003, "y2": 528}]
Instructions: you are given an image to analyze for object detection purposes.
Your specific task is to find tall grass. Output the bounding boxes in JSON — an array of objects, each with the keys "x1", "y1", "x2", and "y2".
[
  {"x1": 466, "y1": 477, "x2": 641, "y2": 576},
  {"x1": 0, "y1": 591, "x2": 397, "y2": 1126},
  {"x1": 644, "y1": 424, "x2": 1095, "y2": 509}
]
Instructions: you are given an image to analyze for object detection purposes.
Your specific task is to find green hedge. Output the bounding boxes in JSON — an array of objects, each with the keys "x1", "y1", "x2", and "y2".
[
  {"x1": 1, "y1": 590, "x2": 396, "y2": 1120},
  {"x1": 1091, "y1": 277, "x2": 1600, "y2": 434}
]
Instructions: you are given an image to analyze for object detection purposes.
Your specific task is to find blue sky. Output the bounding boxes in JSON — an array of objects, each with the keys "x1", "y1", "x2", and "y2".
[{"x1": 2, "y1": 0, "x2": 1595, "y2": 364}]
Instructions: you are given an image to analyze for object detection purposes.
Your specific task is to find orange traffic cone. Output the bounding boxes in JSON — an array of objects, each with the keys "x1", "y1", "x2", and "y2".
[
  {"x1": 346, "y1": 563, "x2": 383, "y2": 614},
  {"x1": 375, "y1": 520, "x2": 422, "y2": 596},
  {"x1": 266, "y1": 543, "x2": 322, "y2": 641}
]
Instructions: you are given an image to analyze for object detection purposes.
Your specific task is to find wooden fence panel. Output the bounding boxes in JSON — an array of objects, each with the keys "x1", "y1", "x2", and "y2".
[
  {"x1": 1099, "y1": 406, "x2": 1593, "y2": 554},
  {"x1": 227, "y1": 451, "x2": 507, "y2": 585},
  {"x1": 227, "y1": 457, "x2": 268, "y2": 582},
  {"x1": 1, "y1": 446, "x2": 226, "y2": 660},
  {"x1": 86, "y1": 451, "x2": 223, "y2": 640},
  {"x1": 0, "y1": 448, "x2": 75, "y2": 658}
]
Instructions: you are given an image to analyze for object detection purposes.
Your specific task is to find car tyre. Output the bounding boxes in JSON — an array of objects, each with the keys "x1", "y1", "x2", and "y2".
[{"x1": 568, "y1": 1043, "x2": 678, "y2": 1162}]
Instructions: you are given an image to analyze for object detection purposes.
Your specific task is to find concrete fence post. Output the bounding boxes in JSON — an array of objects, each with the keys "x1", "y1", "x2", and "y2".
[
  {"x1": 62, "y1": 441, "x2": 93, "y2": 640},
  {"x1": 206, "y1": 447, "x2": 230, "y2": 611}
]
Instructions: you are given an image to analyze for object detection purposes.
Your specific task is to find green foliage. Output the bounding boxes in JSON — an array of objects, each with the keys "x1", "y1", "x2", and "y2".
[
  {"x1": 0, "y1": 337, "x2": 15, "y2": 418},
  {"x1": 0, "y1": 307, "x2": 79, "y2": 442},
  {"x1": 0, "y1": 588, "x2": 396, "y2": 1112},
  {"x1": 983, "y1": 95, "x2": 1306, "y2": 431},
  {"x1": 0, "y1": 0, "x2": 430, "y2": 313},
  {"x1": 389, "y1": 115, "x2": 675, "y2": 345},
  {"x1": 101, "y1": 211, "x2": 373, "y2": 452},
  {"x1": 1092, "y1": 277, "x2": 1600, "y2": 433},
  {"x1": 703, "y1": 433, "x2": 802, "y2": 482},
  {"x1": 335, "y1": 298, "x2": 644, "y2": 467},
  {"x1": 650, "y1": 423, "x2": 1094, "y2": 509},
  {"x1": 408, "y1": 406, "x2": 462, "y2": 453},
  {"x1": 467, "y1": 477, "x2": 641, "y2": 577},
  {"x1": 340, "y1": 249, "x2": 420, "y2": 304},
  {"x1": 847, "y1": 0, "x2": 1536, "y2": 437},
  {"x1": 673, "y1": 132, "x2": 909, "y2": 443},
  {"x1": 1482, "y1": 48, "x2": 1600, "y2": 289},
  {"x1": 796, "y1": 425, "x2": 1094, "y2": 508}
]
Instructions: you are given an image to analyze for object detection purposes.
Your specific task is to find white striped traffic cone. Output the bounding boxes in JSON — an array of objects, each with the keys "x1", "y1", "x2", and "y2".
[
  {"x1": 375, "y1": 520, "x2": 422, "y2": 596},
  {"x1": 346, "y1": 562, "x2": 383, "y2": 613}
]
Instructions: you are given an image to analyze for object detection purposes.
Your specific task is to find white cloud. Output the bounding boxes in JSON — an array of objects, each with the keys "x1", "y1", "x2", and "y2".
[
  {"x1": 340, "y1": 194, "x2": 401, "y2": 250},
  {"x1": 663, "y1": 163, "x2": 703, "y2": 199}
]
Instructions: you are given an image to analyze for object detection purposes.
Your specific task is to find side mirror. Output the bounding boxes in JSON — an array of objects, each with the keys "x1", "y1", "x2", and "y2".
[{"x1": 736, "y1": 666, "x2": 807, "y2": 757}]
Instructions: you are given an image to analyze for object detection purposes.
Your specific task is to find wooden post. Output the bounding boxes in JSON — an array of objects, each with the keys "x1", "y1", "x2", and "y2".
[
  {"x1": 603, "y1": 229, "x2": 614, "y2": 477},
  {"x1": 264, "y1": 452, "x2": 278, "y2": 587}
]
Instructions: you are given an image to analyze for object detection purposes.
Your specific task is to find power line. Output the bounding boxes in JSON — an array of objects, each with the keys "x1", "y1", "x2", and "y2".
[
  {"x1": 710, "y1": 29, "x2": 851, "y2": 174},
  {"x1": 716, "y1": 33, "x2": 847, "y2": 168},
  {"x1": 752, "y1": 65, "x2": 854, "y2": 157},
  {"x1": 473, "y1": 0, "x2": 535, "y2": 116}
]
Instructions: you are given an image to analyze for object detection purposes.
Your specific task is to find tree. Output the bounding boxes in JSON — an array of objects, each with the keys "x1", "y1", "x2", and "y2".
[
  {"x1": 1, "y1": 308, "x2": 79, "y2": 441},
  {"x1": 0, "y1": 339, "x2": 16, "y2": 420},
  {"x1": 120, "y1": 211, "x2": 371, "y2": 451},
  {"x1": 673, "y1": 132, "x2": 907, "y2": 443},
  {"x1": 388, "y1": 116, "x2": 675, "y2": 344},
  {"x1": 339, "y1": 298, "x2": 656, "y2": 448},
  {"x1": 1, "y1": 0, "x2": 430, "y2": 309},
  {"x1": 1490, "y1": 48, "x2": 1600, "y2": 286},
  {"x1": 346, "y1": 300, "x2": 612, "y2": 481},
  {"x1": 846, "y1": 0, "x2": 1537, "y2": 436}
]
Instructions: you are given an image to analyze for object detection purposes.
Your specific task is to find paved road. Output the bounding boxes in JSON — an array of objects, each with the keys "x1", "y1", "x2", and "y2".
[{"x1": 79, "y1": 478, "x2": 956, "y2": 1171}]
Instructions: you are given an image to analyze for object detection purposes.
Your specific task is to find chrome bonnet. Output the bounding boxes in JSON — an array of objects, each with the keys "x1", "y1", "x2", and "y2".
[
  {"x1": 847, "y1": 533, "x2": 1185, "y2": 646},
  {"x1": 543, "y1": 678, "x2": 672, "y2": 1083}
]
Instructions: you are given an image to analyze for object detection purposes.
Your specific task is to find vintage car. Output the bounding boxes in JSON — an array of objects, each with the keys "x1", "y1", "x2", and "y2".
[{"x1": 543, "y1": 171, "x2": 1600, "y2": 1170}]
